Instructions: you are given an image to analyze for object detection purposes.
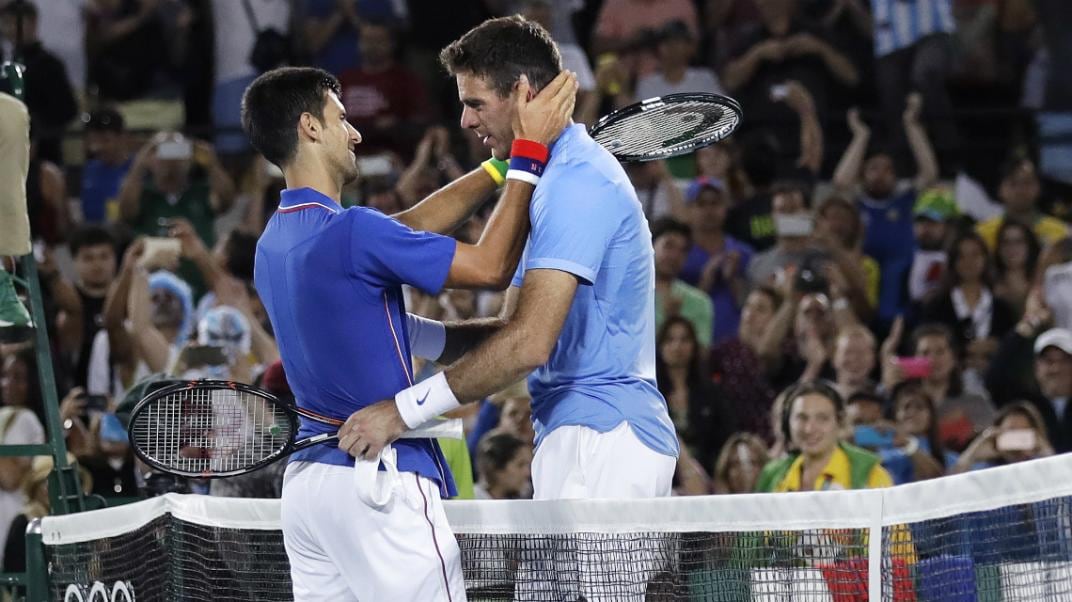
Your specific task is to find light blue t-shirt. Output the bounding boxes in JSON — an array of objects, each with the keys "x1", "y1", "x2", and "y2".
[{"x1": 512, "y1": 124, "x2": 679, "y2": 459}]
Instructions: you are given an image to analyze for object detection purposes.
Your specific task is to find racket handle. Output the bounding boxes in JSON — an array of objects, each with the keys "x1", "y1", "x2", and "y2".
[{"x1": 399, "y1": 418, "x2": 463, "y2": 441}]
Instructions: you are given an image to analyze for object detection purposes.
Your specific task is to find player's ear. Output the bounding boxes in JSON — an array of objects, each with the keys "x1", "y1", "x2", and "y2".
[{"x1": 298, "y1": 112, "x2": 321, "y2": 143}]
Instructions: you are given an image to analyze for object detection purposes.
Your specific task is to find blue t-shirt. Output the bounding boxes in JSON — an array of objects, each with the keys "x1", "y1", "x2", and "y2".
[
  {"x1": 679, "y1": 236, "x2": 755, "y2": 345},
  {"x1": 511, "y1": 124, "x2": 679, "y2": 459},
  {"x1": 80, "y1": 158, "x2": 131, "y2": 223},
  {"x1": 860, "y1": 186, "x2": 917, "y2": 323},
  {"x1": 299, "y1": 0, "x2": 399, "y2": 75},
  {"x1": 254, "y1": 188, "x2": 458, "y2": 496}
]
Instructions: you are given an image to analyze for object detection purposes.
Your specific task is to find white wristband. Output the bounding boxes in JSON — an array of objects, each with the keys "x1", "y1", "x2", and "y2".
[
  {"x1": 394, "y1": 372, "x2": 461, "y2": 429},
  {"x1": 405, "y1": 313, "x2": 446, "y2": 361},
  {"x1": 505, "y1": 169, "x2": 540, "y2": 186}
]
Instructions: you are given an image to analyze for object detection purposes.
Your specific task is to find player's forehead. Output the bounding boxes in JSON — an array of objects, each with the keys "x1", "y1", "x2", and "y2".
[
  {"x1": 324, "y1": 91, "x2": 345, "y2": 116},
  {"x1": 456, "y1": 72, "x2": 501, "y2": 103}
]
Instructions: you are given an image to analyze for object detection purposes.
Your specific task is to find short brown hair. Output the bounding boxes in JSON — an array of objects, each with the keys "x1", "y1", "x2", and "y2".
[{"x1": 440, "y1": 16, "x2": 562, "y2": 98}]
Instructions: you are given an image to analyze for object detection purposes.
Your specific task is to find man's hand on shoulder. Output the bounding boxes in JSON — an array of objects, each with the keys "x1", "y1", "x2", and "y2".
[{"x1": 338, "y1": 400, "x2": 407, "y2": 460}]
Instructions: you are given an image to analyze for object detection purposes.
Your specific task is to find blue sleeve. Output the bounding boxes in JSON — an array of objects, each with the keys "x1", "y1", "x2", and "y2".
[
  {"x1": 348, "y1": 208, "x2": 457, "y2": 295},
  {"x1": 523, "y1": 164, "x2": 620, "y2": 285}
]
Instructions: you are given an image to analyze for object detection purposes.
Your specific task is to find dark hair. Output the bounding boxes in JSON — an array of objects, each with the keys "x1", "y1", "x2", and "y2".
[
  {"x1": 816, "y1": 194, "x2": 862, "y2": 247},
  {"x1": 770, "y1": 179, "x2": 811, "y2": 209},
  {"x1": 2, "y1": 348, "x2": 44, "y2": 426},
  {"x1": 750, "y1": 284, "x2": 783, "y2": 310},
  {"x1": 650, "y1": 217, "x2": 692, "y2": 245},
  {"x1": 241, "y1": 67, "x2": 341, "y2": 167},
  {"x1": 476, "y1": 431, "x2": 527, "y2": 485},
  {"x1": 909, "y1": 322, "x2": 964, "y2": 397},
  {"x1": 222, "y1": 230, "x2": 258, "y2": 281},
  {"x1": 0, "y1": 0, "x2": 37, "y2": 19},
  {"x1": 993, "y1": 219, "x2": 1040, "y2": 279},
  {"x1": 994, "y1": 400, "x2": 1048, "y2": 433},
  {"x1": 780, "y1": 380, "x2": 845, "y2": 444},
  {"x1": 439, "y1": 16, "x2": 562, "y2": 98},
  {"x1": 999, "y1": 156, "x2": 1036, "y2": 184},
  {"x1": 942, "y1": 231, "x2": 993, "y2": 290},
  {"x1": 655, "y1": 316, "x2": 705, "y2": 401},
  {"x1": 891, "y1": 379, "x2": 945, "y2": 467},
  {"x1": 68, "y1": 225, "x2": 116, "y2": 256},
  {"x1": 864, "y1": 146, "x2": 897, "y2": 166}
]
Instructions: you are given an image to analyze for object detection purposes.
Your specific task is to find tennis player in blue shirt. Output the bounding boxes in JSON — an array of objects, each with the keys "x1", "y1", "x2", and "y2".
[
  {"x1": 343, "y1": 17, "x2": 680, "y2": 501},
  {"x1": 243, "y1": 65, "x2": 576, "y2": 601}
]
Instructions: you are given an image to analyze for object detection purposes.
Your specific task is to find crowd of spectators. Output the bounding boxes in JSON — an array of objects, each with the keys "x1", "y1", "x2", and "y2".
[{"x1": 2, "y1": 0, "x2": 1072, "y2": 568}]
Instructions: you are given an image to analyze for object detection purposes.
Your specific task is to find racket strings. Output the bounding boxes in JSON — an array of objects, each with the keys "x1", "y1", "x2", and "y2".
[
  {"x1": 130, "y1": 388, "x2": 294, "y2": 476},
  {"x1": 592, "y1": 99, "x2": 740, "y2": 161}
]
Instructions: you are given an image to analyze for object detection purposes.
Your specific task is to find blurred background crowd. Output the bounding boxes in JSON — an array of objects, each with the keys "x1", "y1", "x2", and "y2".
[{"x1": 1, "y1": 0, "x2": 1072, "y2": 571}]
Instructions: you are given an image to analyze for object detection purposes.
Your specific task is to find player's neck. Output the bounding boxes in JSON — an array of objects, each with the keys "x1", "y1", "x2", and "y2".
[{"x1": 284, "y1": 156, "x2": 344, "y2": 205}]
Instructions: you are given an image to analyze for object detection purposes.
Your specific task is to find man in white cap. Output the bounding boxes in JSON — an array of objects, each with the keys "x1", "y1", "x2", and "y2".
[{"x1": 1032, "y1": 328, "x2": 1072, "y2": 452}]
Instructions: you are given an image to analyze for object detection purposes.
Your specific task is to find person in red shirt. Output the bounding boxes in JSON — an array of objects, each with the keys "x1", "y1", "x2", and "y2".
[{"x1": 338, "y1": 19, "x2": 433, "y2": 158}]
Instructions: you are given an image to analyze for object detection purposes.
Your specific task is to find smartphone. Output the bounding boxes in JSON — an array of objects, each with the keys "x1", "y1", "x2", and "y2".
[
  {"x1": 157, "y1": 139, "x2": 192, "y2": 160},
  {"x1": 138, "y1": 237, "x2": 182, "y2": 269},
  {"x1": 854, "y1": 425, "x2": 897, "y2": 450},
  {"x1": 81, "y1": 394, "x2": 109, "y2": 413},
  {"x1": 99, "y1": 413, "x2": 129, "y2": 444},
  {"x1": 357, "y1": 154, "x2": 394, "y2": 178},
  {"x1": 183, "y1": 344, "x2": 228, "y2": 367},
  {"x1": 896, "y1": 356, "x2": 932, "y2": 379},
  {"x1": 770, "y1": 84, "x2": 789, "y2": 101},
  {"x1": 996, "y1": 429, "x2": 1036, "y2": 452},
  {"x1": 773, "y1": 213, "x2": 814, "y2": 237}
]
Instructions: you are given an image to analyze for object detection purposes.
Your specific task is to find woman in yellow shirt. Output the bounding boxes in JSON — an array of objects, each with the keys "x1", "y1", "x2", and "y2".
[{"x1": 757, "y1": 380, "x2": 892, "y2": 492}]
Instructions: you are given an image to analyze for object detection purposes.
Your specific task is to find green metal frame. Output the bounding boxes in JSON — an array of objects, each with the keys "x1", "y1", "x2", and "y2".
[{"x1": 0, "y1": 49, "x2": 86, "y2": 601}]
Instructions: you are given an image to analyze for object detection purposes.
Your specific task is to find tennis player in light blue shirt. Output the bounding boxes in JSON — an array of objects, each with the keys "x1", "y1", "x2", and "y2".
[
  {"x1": 508, "y1": 120, "x2": 680, "y2": 498},
  {"x1": 348, "y1": 17, "x2": 679, "y2": 501}
]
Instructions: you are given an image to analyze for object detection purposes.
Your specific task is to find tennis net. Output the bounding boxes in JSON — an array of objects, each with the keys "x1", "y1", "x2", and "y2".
[{"x1": 38, "y1": 454, "x2": 1072, "y2": 601}]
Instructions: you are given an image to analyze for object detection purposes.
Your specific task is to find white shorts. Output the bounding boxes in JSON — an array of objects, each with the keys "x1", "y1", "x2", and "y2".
[
  {"x1": 520, "y1": 422, "x2": 678, "y2": 601},
  {"x1": 280, "y1": 462, "x2": 467, "y2": 602},
  {"x1": 532, "y1": 421, "x2": 676, "y2": 500}
]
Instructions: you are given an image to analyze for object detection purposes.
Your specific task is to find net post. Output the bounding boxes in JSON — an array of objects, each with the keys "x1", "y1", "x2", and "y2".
[
  {"x1": 868, "y1": 490, "x2": 883, "y2": 601},
  {"x1": 25, "y1": 518, "x2": 46, "y2": 602}
]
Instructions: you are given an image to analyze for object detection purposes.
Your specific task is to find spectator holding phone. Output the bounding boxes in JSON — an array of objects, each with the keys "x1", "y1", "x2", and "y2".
[
  {"x1": 116, "y1": 132, "x2": 236, "y2": 286},
  {"x1": 883, "y1": 320, "x2": 996, "y2": 451},
  {"x1": 951, "y1": 401, "x2": 1054, "y2": 473},
  {"x1": 847, "y1": 388, "x2": 945, "y2": 484}
]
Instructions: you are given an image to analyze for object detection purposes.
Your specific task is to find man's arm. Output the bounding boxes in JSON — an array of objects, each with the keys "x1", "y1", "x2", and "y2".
[
  {"x1": 195, "y1": 141, "x2": 237, "y2": 214},
  {"x1": 338, "y1": 269, "x2": 576, "y2": 458},
  {"x1": 903, "y1": 93, "x2": 939, "y2": 191},
  {"x1": 832, "y1": 108, "x2": 870, "y2": 193}
]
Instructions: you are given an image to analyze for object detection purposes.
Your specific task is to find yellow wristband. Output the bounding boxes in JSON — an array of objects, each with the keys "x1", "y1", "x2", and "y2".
[{"x1": 481, "y1": 158, "x2": 508, "y2": 186}]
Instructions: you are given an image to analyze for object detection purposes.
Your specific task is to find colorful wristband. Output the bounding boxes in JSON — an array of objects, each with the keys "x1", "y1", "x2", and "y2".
[
  {"x1": 481, "y1": 158, "x2": 508, "y2": 186},
  {"x1": 510, "y1": 139, "x2": 549, "y2": 163}
]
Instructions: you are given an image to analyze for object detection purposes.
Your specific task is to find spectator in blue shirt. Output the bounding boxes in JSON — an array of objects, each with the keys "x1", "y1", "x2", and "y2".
[{"x1": 80, "y1": 108, "x2": 132, "y2": 223}]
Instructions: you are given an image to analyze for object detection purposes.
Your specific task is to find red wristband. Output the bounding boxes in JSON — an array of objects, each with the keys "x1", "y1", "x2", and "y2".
[{"x1": 510, "y1": 139, "x2": 549, "y2": 164}]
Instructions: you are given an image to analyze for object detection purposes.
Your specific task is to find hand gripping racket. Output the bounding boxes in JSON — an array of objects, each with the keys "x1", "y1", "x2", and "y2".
[
  {"x1": 127, "y1": 379, "x2": 461, "y2": 478},
  {"x1": 590, "y1": 92, "x2": 743, "y2": 162}
]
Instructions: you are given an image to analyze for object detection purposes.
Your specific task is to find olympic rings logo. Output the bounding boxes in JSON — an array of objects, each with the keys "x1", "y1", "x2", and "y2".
[{"x1": 63, "y1": 580, "x2": 135, "y2": 602}]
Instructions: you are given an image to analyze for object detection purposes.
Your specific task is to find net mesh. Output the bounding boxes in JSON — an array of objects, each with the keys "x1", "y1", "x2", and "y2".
[
  {"x1": 40, "y1": 456, "x2": 1072, "y2": 601},
  {"x1": 130, "y1": 387, "x2": 293, "y2": 476},
  {"x1": 591, "y1": 96, "x2": 741, "y2": 161}
]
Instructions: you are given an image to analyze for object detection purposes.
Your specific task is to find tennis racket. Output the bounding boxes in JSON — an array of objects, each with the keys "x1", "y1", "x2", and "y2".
[
  {"x1": 590, "y1": 92, "x2": 743, "y2": 163},
  {"x1": 127, "y1": 379, "x2": 462, "y2": 478}
]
